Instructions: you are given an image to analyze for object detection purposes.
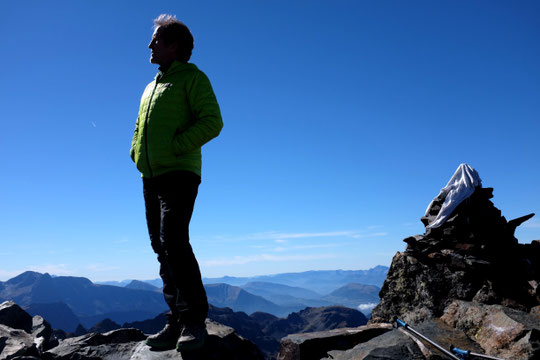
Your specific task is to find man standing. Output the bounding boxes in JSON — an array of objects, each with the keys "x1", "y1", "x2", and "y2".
[{"x1": 130, "y1": 14, "x2": 223, "y2": 351}]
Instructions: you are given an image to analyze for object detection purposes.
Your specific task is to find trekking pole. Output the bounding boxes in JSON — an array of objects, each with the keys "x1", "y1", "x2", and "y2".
[
  {"x1": 450, "y1": 345, "x2": 505, "y2": 360},
  {"x1": 395, "y1": 318, "x2": 460, "y2": 360}
]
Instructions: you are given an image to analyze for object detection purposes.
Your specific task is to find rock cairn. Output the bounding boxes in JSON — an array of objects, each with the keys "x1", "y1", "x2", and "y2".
[
  {"x1": 371, "y1": 184, "x2": 539, "y2": 323},
  {"x1": 278, "y1": 166, "x2": 540, "y2": 359}
]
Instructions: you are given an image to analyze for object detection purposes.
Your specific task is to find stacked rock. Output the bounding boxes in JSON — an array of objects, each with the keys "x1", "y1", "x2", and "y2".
[{"x1": 372, "y1": 173, "x2": 539, "y2": 324}]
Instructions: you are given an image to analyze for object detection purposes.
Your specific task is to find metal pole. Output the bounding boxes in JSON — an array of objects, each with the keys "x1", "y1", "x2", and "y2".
[
  {"x1": 396, "y1": 318, "x2": 460, "y2": 360},
  {"x1": 450, "y1": 345, "x2": 505, "y2": 360}
]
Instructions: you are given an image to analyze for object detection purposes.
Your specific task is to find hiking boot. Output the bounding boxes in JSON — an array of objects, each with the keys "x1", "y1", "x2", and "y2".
[
  {"x1": 176, "y1": 324, "x2": 207, "y2": 351},
  {"x1": 146, "y1": 323, "x2": 181, "y2": 349}
]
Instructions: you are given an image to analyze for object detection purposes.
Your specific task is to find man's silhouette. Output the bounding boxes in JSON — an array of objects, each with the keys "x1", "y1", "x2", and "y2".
[{"x1": 130, "y1": 14, "x2": 223, "y2": 351}]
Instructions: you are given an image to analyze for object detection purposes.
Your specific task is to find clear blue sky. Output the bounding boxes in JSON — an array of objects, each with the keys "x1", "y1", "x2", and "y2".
[{"x1": 1, "y1": 0, "x2": 539, "y2": 282}]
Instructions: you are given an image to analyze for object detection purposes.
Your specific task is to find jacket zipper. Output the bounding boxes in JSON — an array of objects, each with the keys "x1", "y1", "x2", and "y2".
[{"x1": 143, "y1": 74, "x2": 162, "y2": 178}]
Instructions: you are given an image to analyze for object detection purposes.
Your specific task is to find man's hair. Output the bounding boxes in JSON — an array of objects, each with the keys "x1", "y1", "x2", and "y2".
[{"x1": 153, "y1": 14, "x2": 194, "y2": 63}]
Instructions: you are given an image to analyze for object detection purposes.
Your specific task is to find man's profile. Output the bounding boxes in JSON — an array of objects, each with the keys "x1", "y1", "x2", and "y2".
[{"x1": 130, "y1": 14, "x2": 223, "y2": 351}]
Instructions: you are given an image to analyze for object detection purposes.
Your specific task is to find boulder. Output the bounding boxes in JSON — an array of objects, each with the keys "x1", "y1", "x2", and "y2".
[
  {"x1": 369, "y1": 250, "x2": 482, "y2": 324},
  {"x1": 0, "y1": 302, "x2": 33, "y2": 334},
  {"x1": 322, "y1": 318, "x2": 482, "y2": 360},
  {"x1": 207, "y1": 305, "x2": 278, "y2": 360},
  {"x1": 31, "y1": 315, "x2": 57, "y2": 352},
  {"x1": 322, "y1": 327, "x2": 425, "y2": 360},
  {"x1": 441, "y1": 300, "x2": 540, "y2": 360},
  {"x1": 43, "y1": 328, "x2": 147, "y2": 360},
  {"x1": 129, "y1": 320, "x2": 265, "y2": 360},
  {"x1": 0, "y1": 324, "x2": 40, "y2": 360},
  {"x1": 277, "y1": 323, "x2": 392, "y2": 360}
]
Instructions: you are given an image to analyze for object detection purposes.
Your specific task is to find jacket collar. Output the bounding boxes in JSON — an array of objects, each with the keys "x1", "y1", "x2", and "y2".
[{"x1": 156, "y1": 61, "x2": 197, "y2": 81}]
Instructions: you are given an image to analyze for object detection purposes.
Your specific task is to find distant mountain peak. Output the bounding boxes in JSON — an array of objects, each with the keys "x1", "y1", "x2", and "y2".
[
  {"x1": 125, "y1": 280, "x2": 160, "y2": 292},
  {"x1": 6, "y1": 271, "x2": 49, "y2": 286},
  {"x1": 0, "y1": 271, "x2": 169, "y2": 333}
]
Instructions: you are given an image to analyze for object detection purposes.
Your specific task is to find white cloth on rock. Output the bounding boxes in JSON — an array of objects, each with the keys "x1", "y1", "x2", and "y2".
[{"x1": 425, "y1": 163, "x2": 482, "y2": 229}]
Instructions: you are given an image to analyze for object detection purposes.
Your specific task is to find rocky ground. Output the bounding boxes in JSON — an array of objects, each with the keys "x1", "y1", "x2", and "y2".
[
  {"x1": 0, "y1": 300, "x2": 367, "y2": 360},
  {"x1": 125, "y1": 304, "x2": 367, "y2": 360},
  {"x1": 0, "y1": 301, "x2": 264, "y2": 360}
]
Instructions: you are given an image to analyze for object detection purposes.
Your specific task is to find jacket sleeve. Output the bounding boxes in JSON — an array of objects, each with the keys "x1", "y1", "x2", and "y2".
[
  {"x1": 130, "y1": 116, "x2": 139, "y2": 162},
  {"x1": 173, "y1": 71, "x2": 223, "y2": 154}
]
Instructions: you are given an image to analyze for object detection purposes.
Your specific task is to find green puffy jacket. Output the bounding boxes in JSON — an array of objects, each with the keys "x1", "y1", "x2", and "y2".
[{"x1": 131, "y1": 61, "x2": 223, "y2": 178}]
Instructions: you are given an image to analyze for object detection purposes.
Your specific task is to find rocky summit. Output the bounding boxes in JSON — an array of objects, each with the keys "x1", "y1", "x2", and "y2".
[
  {"x1": 0, "y1": 300, "x2": 264, "y2": 360},
  {"x1": 278, "y1": 166, "x2": 540, "y2": 360}
]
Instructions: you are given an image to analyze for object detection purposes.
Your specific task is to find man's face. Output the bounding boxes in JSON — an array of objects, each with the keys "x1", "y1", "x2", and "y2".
[{"x1": 148, "y1": 26, "x2": 177, "y2": 66}]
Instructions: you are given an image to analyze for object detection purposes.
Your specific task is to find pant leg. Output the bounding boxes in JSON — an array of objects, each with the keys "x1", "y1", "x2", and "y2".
[
  {"x1": 143, "y1": 176, "x2": 179, "y2": 322},
  {"x1": 144, "y1": 171, "x2": 208, "y2": 326}
]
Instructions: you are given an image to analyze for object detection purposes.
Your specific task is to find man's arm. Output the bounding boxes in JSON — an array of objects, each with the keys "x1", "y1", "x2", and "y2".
[
  {"x1": 130, "y1": 116, "x2": 140, "y2": 162},
  {"x1": 173, "y1": 71, "x2": 223, "y2": 154}
]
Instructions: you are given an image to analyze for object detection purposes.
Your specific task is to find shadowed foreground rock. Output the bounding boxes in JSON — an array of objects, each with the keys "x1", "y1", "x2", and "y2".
[
  {"x1": 32, "y1": 315, "x2": 58, "y2": 352},
  {"x1": 0, "y1": 301, "x2": 41, "y2": 359},
  {"x1": 0, "y1": 323, "x2": 41, "y2": 359},
  {"x1": 0, "y1": 301, "x2": 33, "y2": 334},
  {"x1": 322, "y1": 319, "x2": 483, "y2": 360},
  {"x1": 0, "y1": 300, "x2": 264, "y2": 360},
  {"x1": 323, "y1": 328, "x2": 425, "y2": 360},
  {"x1": 277, "y1": 323, "x2": 392, "y2": 360}
]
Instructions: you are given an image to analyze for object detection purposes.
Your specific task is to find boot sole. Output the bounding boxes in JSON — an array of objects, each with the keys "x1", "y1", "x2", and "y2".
[
  {"x1": 146, "y1": 339, "x2": 177, "y2": 349},
  {"x1": 176, "y1": 334, "x2": 207, "y2": 352}
]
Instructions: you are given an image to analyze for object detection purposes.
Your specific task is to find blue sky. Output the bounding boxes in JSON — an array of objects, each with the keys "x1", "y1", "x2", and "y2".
[{"x1": 1, "y1": 0, "x2": 539, "y2": 282}]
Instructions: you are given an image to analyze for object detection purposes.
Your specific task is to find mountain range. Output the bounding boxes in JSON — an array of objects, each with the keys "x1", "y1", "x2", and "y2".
[
  {"x1": 203, "y1": 266, "x2": 388, "y2": 294},
  {"x1": 0, "y1": 272, "x2": 168, "y2": 331},
  {"x1": 98, "y1": 266, "x2": 388, "y2": 294},
  {"x1": 0, "y1": 267, "x2": 386, "y2": 332},
  {"x1": 99, "y1": 267, "x2": 387, "y2": 317}
]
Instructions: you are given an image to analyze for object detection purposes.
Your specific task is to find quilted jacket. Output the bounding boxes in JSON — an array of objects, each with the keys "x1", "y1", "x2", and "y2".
[{"x1": 131, "y1": 61, "x2": 223, "y2": 178}]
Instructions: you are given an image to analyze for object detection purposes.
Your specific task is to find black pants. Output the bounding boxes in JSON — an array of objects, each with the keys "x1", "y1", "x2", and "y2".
[{"x1": 143, "y1": 170, "x2": 208, "y2": 327}]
